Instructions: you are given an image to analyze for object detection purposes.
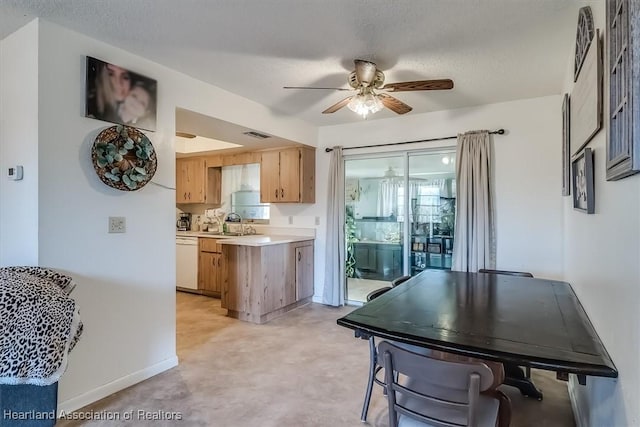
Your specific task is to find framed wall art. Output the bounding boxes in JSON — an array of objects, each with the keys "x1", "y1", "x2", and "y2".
[
  {"x1": 570, "y1": 29, "x2": 602, "y2": 156},
  {"x1": 85, "y1": 56, "x2": 158, "y2": 131},
  {"x1": 574, "y1": 6, "x2": 595, "y2": 82},
  {"x1": 572, "y1": 148, "x2": 594, "y2": 214},
  {"x1": 562, "y1": 94, "x2": 571, "y2": 196},
  {"x1": 605, "y1": 0, "x2": 640, "y2": 180}
]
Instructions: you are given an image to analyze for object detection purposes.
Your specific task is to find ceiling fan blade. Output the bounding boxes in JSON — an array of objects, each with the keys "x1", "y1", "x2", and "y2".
[
  {"x1": 322, "y1": 96, "x2": 353, "y2": 114},
  {"x1": 382, "y1": 79, "x2": 454, "y2": 92},
  {"x1": 283, "y1": 86, "x2": 352, "y2": 91},
  {"x1": 378, "y1": 93, "x2": 412, "y2": 115}
]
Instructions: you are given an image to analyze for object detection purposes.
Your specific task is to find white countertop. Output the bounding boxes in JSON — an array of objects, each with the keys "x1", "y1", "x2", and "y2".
[{"x1": 176, "y1": 231, "x2": 314, "y2": 247}]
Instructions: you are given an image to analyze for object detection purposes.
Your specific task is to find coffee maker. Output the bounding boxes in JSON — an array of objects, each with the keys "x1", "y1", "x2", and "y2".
[{"x1": 176, "y1": 213, "x2": 191, "y2": 231}]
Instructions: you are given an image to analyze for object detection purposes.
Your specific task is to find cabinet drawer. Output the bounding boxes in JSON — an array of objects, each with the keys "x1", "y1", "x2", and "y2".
[{"x1": 199, "y1": 238, "x2": 221, "y2": 252}]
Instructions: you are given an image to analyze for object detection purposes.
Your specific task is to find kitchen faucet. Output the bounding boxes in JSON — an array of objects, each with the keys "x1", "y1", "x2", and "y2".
[{"x1": 226, "y1": 212, "x2": 244, "y2": 235}]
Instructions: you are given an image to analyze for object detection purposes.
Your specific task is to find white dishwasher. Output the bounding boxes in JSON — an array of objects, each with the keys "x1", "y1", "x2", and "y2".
[{"x1": 176, "y1": 236, "x2": 198, "y2": 291}]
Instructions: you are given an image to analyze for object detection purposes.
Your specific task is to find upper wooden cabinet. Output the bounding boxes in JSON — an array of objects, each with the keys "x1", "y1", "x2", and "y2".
[
  {"x1": 260, "y1": 147, "x2": 315, "y2": 203},
  {"x1": 222, "y1": 152, "x2": 261, "y2": 166},
  {"x1": 176, "y1": 158, "x2": 221, "y2": 204}
]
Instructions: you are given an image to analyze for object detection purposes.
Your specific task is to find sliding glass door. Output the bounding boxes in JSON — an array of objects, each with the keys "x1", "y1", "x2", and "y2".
[
  {"x1": 407, "y1": 153, "x2": 456, "y2": 274},
  {"x1": 344, "y1": 156, "x2": 405, "y2": 303},
  {"x1": 344, "y1": 150, "x2": 456, "y2": 304}
]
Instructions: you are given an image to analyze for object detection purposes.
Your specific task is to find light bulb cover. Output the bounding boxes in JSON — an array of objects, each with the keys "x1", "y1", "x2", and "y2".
[{"x1": 347, "y1": 92, "x2": 383, "y2": 118}]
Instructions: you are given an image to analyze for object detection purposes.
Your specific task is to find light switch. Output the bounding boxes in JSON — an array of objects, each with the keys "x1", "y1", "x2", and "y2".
[{"x1": 108, "y1": 217, "x2": 126, "y2": 233}]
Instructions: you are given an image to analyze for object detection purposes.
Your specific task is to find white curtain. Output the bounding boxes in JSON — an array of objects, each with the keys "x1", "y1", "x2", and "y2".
[
  {"x1": 452, "y1": 131, "x2": 496, "y2": 272},
  {"x1": 220, "y1": 164, "x2": 260, "y2": 212},
  {"x1": 323, "y1": 147, "x2": 345, "y2": 306},
  {"x1": 376, "y1": 179, "x2": 400, "y2": 218}
]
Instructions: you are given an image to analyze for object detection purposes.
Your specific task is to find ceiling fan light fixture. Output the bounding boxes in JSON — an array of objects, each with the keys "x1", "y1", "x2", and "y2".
[{"x1": 347, "y1": 92, "x2": 383, "y2": 118}]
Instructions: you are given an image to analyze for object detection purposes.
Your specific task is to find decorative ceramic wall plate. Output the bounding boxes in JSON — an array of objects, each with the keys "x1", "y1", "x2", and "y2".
[{"x1": 91, "y1": 125, "x2": 157, "y2": 191}]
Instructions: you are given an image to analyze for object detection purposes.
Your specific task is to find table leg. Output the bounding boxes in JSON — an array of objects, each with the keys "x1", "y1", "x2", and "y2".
[{"x1": 504, "y1": 364, "x2": 543, "y2": 400}]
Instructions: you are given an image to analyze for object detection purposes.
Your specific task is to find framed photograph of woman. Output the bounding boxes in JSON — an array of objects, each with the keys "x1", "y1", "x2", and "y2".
[
  {"x1": 572, "y1": 148, "x2": 594, "y2": 213},
  {"x1": 85, "y1": 56, "x2": 157, "y2": 131}
]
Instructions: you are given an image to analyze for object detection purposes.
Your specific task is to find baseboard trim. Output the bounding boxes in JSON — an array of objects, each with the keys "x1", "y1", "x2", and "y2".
[
  {"x1": 57, "y1": 355, "x2": 179, "y2": 415},
  {"x1": 568, "y1": 375, "x2": 587, "y2": 427}
]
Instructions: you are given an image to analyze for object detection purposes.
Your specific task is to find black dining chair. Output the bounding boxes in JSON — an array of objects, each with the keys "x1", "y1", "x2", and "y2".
[
  {"x1": 390, "y1": 275, "x2": 412, "y2": 287},
  {"x1": 478, "y1": 268, "x2": 542, "y2": 400}
]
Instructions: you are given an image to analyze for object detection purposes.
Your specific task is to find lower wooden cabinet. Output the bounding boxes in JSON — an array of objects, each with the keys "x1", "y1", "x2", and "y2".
[
  {"x1": 198, "y1": 238, "x2": 222, "y2": 297},
  {"x1": 295, "y1": 243, "x2": 314, "y2": 301},
  {"x1": 222, "y1": 240, "x2": 314, "y2": 323}
]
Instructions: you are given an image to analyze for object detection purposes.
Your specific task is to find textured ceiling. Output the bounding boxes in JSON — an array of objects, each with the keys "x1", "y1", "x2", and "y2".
[{"x1": 0, "y1": 0, "x2": 582, "y2": 127}]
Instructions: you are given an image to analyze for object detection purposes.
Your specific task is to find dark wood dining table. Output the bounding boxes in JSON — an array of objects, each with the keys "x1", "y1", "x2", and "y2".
[{"x1": 337, "y1": 270, "x2": 617, "y2": 397}]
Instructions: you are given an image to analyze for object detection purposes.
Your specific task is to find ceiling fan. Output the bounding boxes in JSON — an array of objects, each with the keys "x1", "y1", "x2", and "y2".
[{"x1": 284, "y1": 59, "x2": 454, "y2": 118}]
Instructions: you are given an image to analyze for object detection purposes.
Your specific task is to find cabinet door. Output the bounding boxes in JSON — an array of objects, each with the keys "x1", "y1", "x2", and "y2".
[
  {"x1": 212, "y1": 253, "x2": 221, "y2": 293},
  {"x1": 354, "y1": 244, "x2": 377, "y2": 275},
  {"x1": 176, "y1": 159, "x2": 191, "y2": 203},
  {"x1": 260, "y1": 151, "x2": 281, "y2": 202},
  {"x1": 206, "y1": 167, "x2": 222, "y2": 205},
  {"x1": 278, "y1": 148, "x2": 300, "y2": 202},
  {"x1": 198, "y1": 251, "x2": 217, "y2": 291},
  {"x1": 295, "y1": 245, "x2": 314, "y2": 300},
  {"x1": 176, "y1": 158, "x2": 206, "y2": 203},
  {"x1": 188, "y1": 158, "x2": 206, "y2": 203}
]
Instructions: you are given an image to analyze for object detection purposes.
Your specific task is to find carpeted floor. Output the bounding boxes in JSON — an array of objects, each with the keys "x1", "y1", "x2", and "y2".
[{"x1": 57, "y1": 292, "x2": 575, "y2": 426}]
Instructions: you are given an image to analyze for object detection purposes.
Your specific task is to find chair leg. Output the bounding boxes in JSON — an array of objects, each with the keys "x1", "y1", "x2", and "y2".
[
  {"x1": 360, "y1": 337, "x2": 377, "y2": 422},
  {"x1": 483, "y1": 389, "x2": 512, "y2": 427}
]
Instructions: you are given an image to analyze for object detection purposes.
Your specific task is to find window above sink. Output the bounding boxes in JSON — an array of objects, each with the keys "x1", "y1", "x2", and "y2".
[{"x1": 221, "y1": 163, "x2": 270, "y2": 223}]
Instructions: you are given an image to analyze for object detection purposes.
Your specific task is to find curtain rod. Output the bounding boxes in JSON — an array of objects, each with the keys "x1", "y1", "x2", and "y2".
[{"x1": 324, "y1": 129, "x2": 505, "y2": 153}]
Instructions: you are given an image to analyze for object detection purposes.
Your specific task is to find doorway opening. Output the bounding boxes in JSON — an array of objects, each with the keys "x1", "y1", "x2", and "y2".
[{"x1": 345, "y1": 149, "x2": 457, "y2": 304}]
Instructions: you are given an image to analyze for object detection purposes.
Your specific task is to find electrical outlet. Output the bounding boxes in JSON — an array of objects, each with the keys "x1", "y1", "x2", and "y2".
[
  {"x1": 288, "y1": 216, "x2": 293, "y2": 225},
  {"x1": 108, "y1": 216, "x2": 126, "y2": 233},
  {"x1": 315, "y1": 216, "x2": 320, "y2": 226}
]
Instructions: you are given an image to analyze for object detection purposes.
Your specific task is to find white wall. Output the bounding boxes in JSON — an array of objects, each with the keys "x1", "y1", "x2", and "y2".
[
  {"x1": 0, "y1": 20, "x2": 39, "y2": 266},
  {"x1": 562, "y1": 3, "x2": 640, "y2": 426},
  {"x1": 309, "y1": 96, "x2": 564, "y2": 301},
  {"x1": 0, "y1": 19, "x2": 317, "y2": 412}
]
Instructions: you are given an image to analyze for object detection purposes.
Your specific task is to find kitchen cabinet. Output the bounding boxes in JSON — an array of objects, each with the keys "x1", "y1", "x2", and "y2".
[
  {"x1": 176, "y1": 157, "x2": 221, "y2": 204},
  {"x1": 222, "y1": 239, "x2": 314, "y2": 324},
  {"x1": 260, "y1": 147, "x2": 315, "y2": 203},
  {"x1": 198, "y1": 238, "x2": 222, "y2": 297},
  {"x1": 222, "y1": 152, "x2": 261, "y2": 166},
  {"x1": 294, "y1": 243, "x2": 314, "y2": 300}
]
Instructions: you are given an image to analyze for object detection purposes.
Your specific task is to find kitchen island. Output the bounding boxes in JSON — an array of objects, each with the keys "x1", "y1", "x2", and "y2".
[{"x1": 177, "y1": 231, "x2": 314, "y2": 324}]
